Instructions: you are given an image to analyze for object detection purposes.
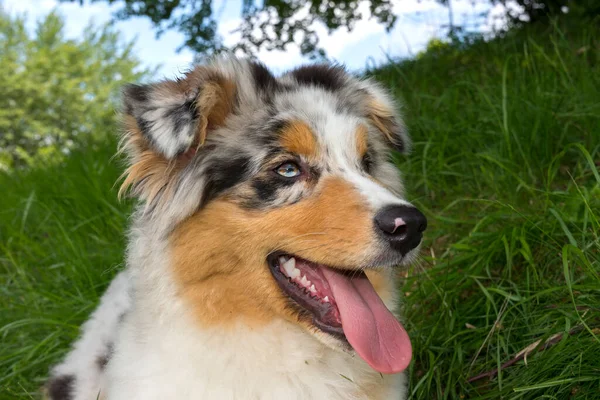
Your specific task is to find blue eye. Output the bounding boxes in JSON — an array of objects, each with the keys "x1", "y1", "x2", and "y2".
[{"x1": 275, "y1": 162, "x2": 302, "y2": 178}]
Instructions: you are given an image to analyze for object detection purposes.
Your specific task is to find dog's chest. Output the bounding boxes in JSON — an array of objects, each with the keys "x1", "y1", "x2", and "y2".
[{"x1": 105, "y1": 314, "x2": 405, "y2": 400}]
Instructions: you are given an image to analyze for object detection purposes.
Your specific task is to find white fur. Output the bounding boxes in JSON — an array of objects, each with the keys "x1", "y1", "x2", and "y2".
[{"x1": 49, "y1": 271, "x2": 131, "y2": 400}]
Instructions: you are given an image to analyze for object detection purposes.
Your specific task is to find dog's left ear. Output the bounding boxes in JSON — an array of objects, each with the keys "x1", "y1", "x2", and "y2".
[
  {"x1": 119, "y1": 67, "x2": 236, "y2": 206},
  {"x1": 122, "y1": 70, "x2": 236, "y2": 159},
  {"x1": 360, "y1": 80, "x2": 410, "y2": 154}
]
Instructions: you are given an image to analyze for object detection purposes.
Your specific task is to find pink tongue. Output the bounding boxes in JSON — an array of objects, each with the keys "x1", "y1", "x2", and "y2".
[{"x1": 321, "y1": 268, "x2": 412, "y2": 374}]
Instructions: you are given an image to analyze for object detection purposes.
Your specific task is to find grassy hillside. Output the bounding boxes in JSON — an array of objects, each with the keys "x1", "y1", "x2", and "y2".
[
  {"x1": 374, "y1": 20, "x2": 600, "y2": 398},
  {"x1": 1, "y1": 20, "x2": 599, "y2": 399}
]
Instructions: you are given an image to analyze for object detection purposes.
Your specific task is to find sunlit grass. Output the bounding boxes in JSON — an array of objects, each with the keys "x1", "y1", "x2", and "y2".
[{"x1": 1, "y1": 18, "x2": 599, "y2": 399}]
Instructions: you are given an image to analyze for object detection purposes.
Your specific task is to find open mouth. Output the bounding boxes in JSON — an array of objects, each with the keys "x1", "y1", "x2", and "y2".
[{"x1": 267, "y1": 253, "x2": 412, "y2": 374}]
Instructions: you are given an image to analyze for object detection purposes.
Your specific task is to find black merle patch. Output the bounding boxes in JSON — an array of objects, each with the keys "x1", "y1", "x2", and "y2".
[
  {"x1": 166, "y1": 99, "x2": 198, "y2": 138},
  {"x1": 96, "y1": 353, "x2": 109, "y2": 370},
  {"x1": 96, "y1": 342, "x2": 114, "y2": 370},
  {"x1": 201, "y1": 156, "x2": 252, "y2": 205},
  {"x1": 361, "y1": 144, "x2": 376, "y2": 173},
  {"x1": 290, "y1": 65, "x2": 346, "y2": 92},
  {"x1": 252, "y1": 179, "x2": 280, "y2": 203},
  {"x1": 118, "y1": 312, "x2": 127, "y2": 324},
  {"x1": 123, "y1": 84, "x2": 150, "y2": 115},
  {"x1": 269, "y1": 119, "x2": 291, "y2": 136},
  {"x1": 250, "y1": 61, "x2": 280, "y2": 94},
  {"x1": 134, "y1": 117, "x2": 153, "y2": 140},
  {"x1": 253, "y1": 119, "x2": 292, "y2": 149},
  {"x1": 124, "y1": 84, "x2": 149, "y2": 104},
  {"x1": 47, "y1": 375, "x2": 75, "y2": 400}
]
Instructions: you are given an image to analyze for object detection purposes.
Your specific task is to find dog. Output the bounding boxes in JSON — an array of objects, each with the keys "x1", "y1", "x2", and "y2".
[{"x1": 45, "y1": 56, "x2": 427, "y2": 400}]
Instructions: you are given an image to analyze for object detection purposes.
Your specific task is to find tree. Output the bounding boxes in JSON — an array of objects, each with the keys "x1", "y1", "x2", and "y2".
[
  {"x1": 65, "y1": 0, "x2": 397, "y2": 58},
  {"x1": 499, "y1": 0, "x2": 600, "y2": 23},
  {"x1": 64, "y1": 0, "x2": 599, "y2": 60},
  {"x1": 0, "y1": 10, "x2": 148, "y2": 170}
]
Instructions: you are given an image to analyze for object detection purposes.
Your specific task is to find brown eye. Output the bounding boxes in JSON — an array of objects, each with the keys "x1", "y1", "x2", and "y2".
[{"x1": 275, "y1": 162, "x2": 301, "y2": 178}]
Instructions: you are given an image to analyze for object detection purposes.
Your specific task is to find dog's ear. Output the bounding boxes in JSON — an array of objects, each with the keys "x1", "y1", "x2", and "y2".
[
  {"x1": 119, "y1": 67, "x2": 236, "y2": 205},
  {"x1": 361, "y1": 80, "x2": 410, "y2": 154}
]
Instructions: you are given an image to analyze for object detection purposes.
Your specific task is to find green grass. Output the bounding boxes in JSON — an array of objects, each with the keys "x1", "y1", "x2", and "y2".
[{"x1": 1, "y1": 18, "x2": 599, "y2": 399}]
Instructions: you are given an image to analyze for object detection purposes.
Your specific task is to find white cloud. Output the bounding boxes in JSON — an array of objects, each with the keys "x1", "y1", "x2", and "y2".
[{"x1": 319, "y1": 2, "x2": 386, "y2": 59}]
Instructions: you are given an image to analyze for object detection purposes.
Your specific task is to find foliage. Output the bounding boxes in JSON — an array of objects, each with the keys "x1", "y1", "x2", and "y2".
[
  {"x1": 1, "y1": 17, "x2": 599, "y2": 399},
  {"x1": 0, "y1": 10, "x2": 146, "y2": 170},
  {"x1": 65, "y1": 0, "x2": 395, "y2": 58},
  {"x1": 500, "y1": 0, "x2": 600, "y2": 23},
  {"x1": 64, "y1": 0, "x2": 600, "y2": 59}
]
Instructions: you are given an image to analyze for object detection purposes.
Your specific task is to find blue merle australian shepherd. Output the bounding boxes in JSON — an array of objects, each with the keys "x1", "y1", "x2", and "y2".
[{"x1": 45, "y1": 56, "x2": 427, "y2": 400}]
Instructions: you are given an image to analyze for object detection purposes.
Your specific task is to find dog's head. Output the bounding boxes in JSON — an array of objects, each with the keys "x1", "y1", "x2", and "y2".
[{"x1": 120, "y1": 57, "x2": 426, "y2": 374}]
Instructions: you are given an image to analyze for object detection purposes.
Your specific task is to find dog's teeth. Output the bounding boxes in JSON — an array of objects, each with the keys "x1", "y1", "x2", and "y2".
[
  {"x1": 300, "y1": 275, "x2": 310, "y2": 287},
  {"x1": 282, "y1": 257, "x2": 297, "y2": 277},
  {"x1": 282, "y1": 264, "x2": 293, "y2": 277},
  {"x1": 279, "y1": 256, "x2": 288, "y2": 265},
  {"x1": 284, "y1": 257, "x2": 295, "y2": 268},
  {"x1": 323, "y1": 296, "x2": 329, "y2": 303},
  {"x1": 309, "y1": 284, "x2": 317, "y2": 294}
]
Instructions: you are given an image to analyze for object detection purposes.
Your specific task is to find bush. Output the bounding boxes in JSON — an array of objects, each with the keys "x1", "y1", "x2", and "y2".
[{"x1": 0, "y1": 10, "x2": 148, "y2": 170}]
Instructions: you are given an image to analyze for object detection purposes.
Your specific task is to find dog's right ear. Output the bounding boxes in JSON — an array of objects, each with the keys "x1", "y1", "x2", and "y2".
[{"x1": 119, "y1": 67, "x2": 236, "y2": 205}]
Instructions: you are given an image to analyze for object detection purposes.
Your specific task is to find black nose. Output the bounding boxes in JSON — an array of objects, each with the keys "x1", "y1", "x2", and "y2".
[{"x1": 374, "y1": 205, "x2": 427, "y2": 255}]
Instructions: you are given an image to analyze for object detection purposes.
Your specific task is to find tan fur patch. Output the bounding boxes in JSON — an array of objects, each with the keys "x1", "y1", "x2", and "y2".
[
  {"x1": 356, "y1": 124, "x2": 369, "y2": 157},
  {"x1": 367, "y1": 99, "x2": 398, "y2": 146},
  {"x1": 279, "y1": 121, "x2": 319, "y2": 158},
  {"x1": 118, "y1": 116, "x2": 184, "y2": 205},
  {"x1": 170, "y1": 177, "x2": 394, "y2": 329},
  {"x1": 195, "y1": 77, "x2": 237, "y2": 146}
]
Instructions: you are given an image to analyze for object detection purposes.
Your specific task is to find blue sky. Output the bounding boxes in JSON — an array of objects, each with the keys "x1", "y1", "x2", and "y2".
[{"x1": 2, "y1": 0, "x2": 509, "y2": 78}]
